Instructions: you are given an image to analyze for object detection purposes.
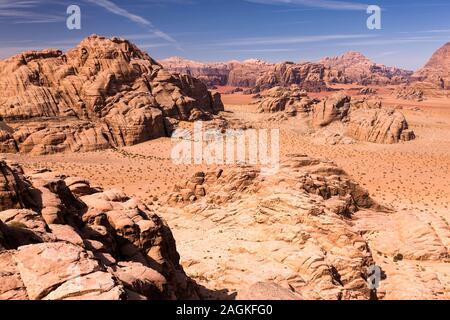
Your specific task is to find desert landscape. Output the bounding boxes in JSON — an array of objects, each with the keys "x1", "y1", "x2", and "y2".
[{"x1": 0, "y1": 1, "x2": 449, "y2": 301}]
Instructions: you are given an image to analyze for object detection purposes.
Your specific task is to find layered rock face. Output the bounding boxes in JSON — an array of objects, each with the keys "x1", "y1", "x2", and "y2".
[
  {"x1": 160, "y1": 57, "x2": 271, "y2": 88},
  {"x1": 320, "y1": 52, "x2": 413, "y2": 85},
  {"x1": 256, "y1": 88, "x2": 415, "y2": 144},
  {"x1": 159, "y1": 57, "x2": 232, "y2": 87},
  {"x1": 166, "y1": 154, "x2": 378, "y2": 299},
  {"x1": 0, "y1": 161, "x2": 197, "y2": 300},
  {"x1": 256, "y1": 86, "x2": 318, "y2": 114},
  {"x1": 227, "y1": 59, "x2": 272, "y2": 87},
  {"x1": 394, "y1": 87, "x2": 425, "y2": 101},
  {"x1": 161, "y1": 52, "x2": 413, "y2": 90},
  {"x1": 162, "y1": 58, "x2": 329, "y2": 92},
  {"x1": 414, "y1": 42, "x2": 450, "y2": 89},
  {"x1": 165, "y1": 154, "x2": 449, "y2": 300},
  {"x1": 0, "y1": 35, "x2": 224, "y2": 155},
  {"x1": 346, "y1": 108, "x2": 416, "y2": 144},
  {"x1": 255, "y1": 62, "x2": 329, "y2": 92}
]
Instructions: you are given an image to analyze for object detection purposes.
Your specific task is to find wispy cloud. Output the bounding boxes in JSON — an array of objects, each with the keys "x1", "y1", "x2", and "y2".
[
  {"x1": 222, "y1": 48, "x2": 297, "y2": 53},
  {"x1": 244, "y1": 0, "x2": 368, "y2": 11},
  {"x1": 217, "y1": 34, "x2": 376, "y2": 46},
  {"x1": 338, "y1": 35, "x2": 449, "y2": 46},
  {"x1": 419, "y1": 29, "x2": 450, "y2": 34},
  {"x1": 0, "y1": 0, "x2": 65, "y2": 23},
  {"x1": 84, "y1": 0, "x2": 178, "y2": 45}
]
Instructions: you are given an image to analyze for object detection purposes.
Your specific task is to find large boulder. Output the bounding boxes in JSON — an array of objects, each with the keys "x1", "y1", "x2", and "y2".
[
  {"x1": 256, "y1": 86, "x2": 317, "y2": 114},
  {"x1": 346, "y1": 108, "x2": 416, "y2": 144},
  {"x1": 312, "y1": 93, "x2": 351, "y2": 127}
]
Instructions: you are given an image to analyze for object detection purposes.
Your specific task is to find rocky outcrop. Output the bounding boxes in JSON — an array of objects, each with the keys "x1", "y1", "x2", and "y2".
[
  {"x1": 256, "y1": 86, "x2": 318, "y2": 114},
  {"x1": 346, "y1": 108, "x2": 416, "y2": 144},
  {"x1": 413, "y1": 43, "x2": 450, "y2": 89},
  {"x1": 320, "y1": 52, "x2": 413, "y2": 85},
  {"x1": 0, "y1": 161, "x2": 198, "y2": 300},
  {"x1": 166, "y1": 154, "x2": 378, "y2": 299},
  {"x1": 395, "y1": 87, "x2": 425, "y2": 101},
  {"x1": 256, "y1": 88, "x2": 415, "y2": 144},
  {"x1": 255, "y1": 62, "x2": 329, "y2": 92},
  {"x1": 0, "y1": 35, "x2": 224, "y2": 155},
  {"x1": 311, "y1": 93, "x2": 351, "y2": 127},
  {"x1": 227, "y1": 59, "x2": 271, "y2": 87},
  {"x1": 165, "y1": 154, "x2": 449, "y2": 300}
]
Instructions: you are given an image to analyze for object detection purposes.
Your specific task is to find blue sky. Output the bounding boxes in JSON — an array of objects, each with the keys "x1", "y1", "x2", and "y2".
[{"x1": 1, "y1": 0, "x2": 450, "y2": 70}]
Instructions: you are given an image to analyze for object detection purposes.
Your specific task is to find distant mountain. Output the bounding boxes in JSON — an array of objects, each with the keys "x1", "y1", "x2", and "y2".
[
  {"x1": 160, "y1": 52, "x2": 413, "y2": 90},
  {"x1": 159, "y1": 57, "x2": 270, "y2": 87},
  {"x1": 159, "y1": 57, "x2": 232, "y2": 87},
  {"x1": 320, "y1": 52, "x2": 413, "y2": 85},
  {"x1": 414, "y1": 42, "x2": 450, "y2": 89}
]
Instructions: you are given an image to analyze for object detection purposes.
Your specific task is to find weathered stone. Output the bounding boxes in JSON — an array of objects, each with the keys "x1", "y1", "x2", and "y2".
[{"x1": 0, "y1": 35, "x2": 224, "y2": 155}]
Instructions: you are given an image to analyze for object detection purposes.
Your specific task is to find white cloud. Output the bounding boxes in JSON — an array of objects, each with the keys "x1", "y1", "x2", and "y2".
[
  {"x1": 244, "y1": 0, "x2": 368, "y2": 11},
  {"x1": 84, "y1": 0, "x2": 178, "y2": 44},
  {"x1": 0, "y1": 0, "x2": 65, "y2": 23},
  {"x1": 217, "y1": 34, "x2": 376, "y2": 46}
]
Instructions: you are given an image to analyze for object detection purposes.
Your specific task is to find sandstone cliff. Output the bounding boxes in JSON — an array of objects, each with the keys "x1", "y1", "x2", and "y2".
[
  {"x1": 160, "y1": 57, "x2": 271, "y2": 88},
  {"x1": 161, "y1": 52, "x2": 413, "y2": 90},
  {"x1": 255, "y1": 62, "x2": 329, "y2": 92},
  {"x1": 0, "y1": 35, "x2": 224, "y2": 155}
]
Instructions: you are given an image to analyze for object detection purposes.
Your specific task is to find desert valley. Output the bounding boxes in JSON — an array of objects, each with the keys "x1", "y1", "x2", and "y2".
[{"x1": 0, "y1": 34, "x2": 449, "y2": 301}]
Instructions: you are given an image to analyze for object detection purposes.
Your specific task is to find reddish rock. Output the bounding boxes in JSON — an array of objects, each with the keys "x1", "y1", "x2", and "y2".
[
  {"x1": 0, "y1": 35, "x2": 224, "y2": 155},
  {"x1": 320, "y1": 52, "x2": 413, "y2": 85},
  {"x1": 0, "y1": 161, "x2": 199, "y2": 300},
  {"x1": 414, "y1": 42, "x2": 450, "y2": 89}
]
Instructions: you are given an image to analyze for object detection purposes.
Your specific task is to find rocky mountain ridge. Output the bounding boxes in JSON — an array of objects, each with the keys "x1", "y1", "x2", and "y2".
[
  {"x1": 161, "y1": 52, "x2": 413, "y2": 90},
  {"x1": 0, "y1": 35, "x2": 224, "y2": 155}
]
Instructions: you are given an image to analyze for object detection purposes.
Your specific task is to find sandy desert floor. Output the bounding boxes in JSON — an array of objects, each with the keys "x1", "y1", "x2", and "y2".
[{"x1": 3, "y1": 88, "x2": 449, "y2": 299}]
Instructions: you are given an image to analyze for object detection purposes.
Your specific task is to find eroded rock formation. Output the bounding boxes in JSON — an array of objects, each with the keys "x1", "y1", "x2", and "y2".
[
  {"x1": 255, "y1": 62, "x2": 329, "y2": 92},
  {"x1": 256, "y1": 86, "x2": 318, "y2": 114},
  {"x1": 320, "y1": 52, "x2": 413, "y2": 85},
  {"x1": 395, "y1": 86, "x2": 425, "y2": 101},
  {"x1": 0, "y1": 35, "x2": 224, "y2": 155},
  {"x1": 161, "y1": 52, "x2": 413, "y2": 90},
  {"x1": 160, "y1": 57, "x2": 271, "y2": 88},
  {"x1": 0, "y1": 160, "x2": 198, "y2": 300},
  {"x1": 165, "y1": 154, "x2": 449, "y2": 300},
  {"x1": 256, "y1": 88, "x2": 415, "y2": 144},
  {"x1": 166, "y1": 154, "x2": 378, "y2": 299},
  {"x1": 414, "y1": 42, "x2": 450, "y2": 89}
]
